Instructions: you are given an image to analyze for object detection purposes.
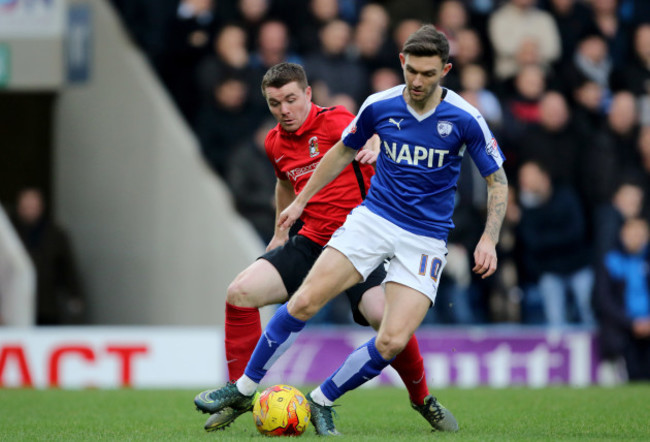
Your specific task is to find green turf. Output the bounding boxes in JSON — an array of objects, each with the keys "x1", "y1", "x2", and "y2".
[{"x1": 1, "y1": 385, "x2": 649, "y2": 441}]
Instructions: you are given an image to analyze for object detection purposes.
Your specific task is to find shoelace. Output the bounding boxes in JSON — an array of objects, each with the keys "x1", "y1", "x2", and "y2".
[
  {"x1": 208, "y1": 382, "x2": 237, "y2": 400},
  {"x1": 426, "y1": 398, "x2": 444, "y2": 422}
]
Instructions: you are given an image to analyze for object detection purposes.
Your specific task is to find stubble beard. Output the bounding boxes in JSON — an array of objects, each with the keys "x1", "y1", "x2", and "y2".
[{"x1": 407, "y1": 82, "x2": 438, "y2": 109}]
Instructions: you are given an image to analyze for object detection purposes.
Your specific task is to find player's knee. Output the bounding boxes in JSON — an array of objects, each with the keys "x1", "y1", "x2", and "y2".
[
  {"x1": 226, "y1": 279, "x2": 255, "y2": 308},
  {"x1": 375, "y1": 332, "x2": 408, "y2": 360},
  {"x1": 287, "y1": 291, "x2": 320, "y2": 321}
]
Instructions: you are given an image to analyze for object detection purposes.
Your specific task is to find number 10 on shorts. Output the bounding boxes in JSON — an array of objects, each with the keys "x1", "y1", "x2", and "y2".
[{"x1": 419, "y1": 255, "x2": 442, "y2": 282}]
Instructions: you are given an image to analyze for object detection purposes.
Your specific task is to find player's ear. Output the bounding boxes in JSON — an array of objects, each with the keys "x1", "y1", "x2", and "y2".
[
  {"x1": 442, "y1": 63, "x2": 452, "y2": 77},
  {"x1": 305, "y1": 85, "x2": 312, "y2": 102},
  {"x1": 399, "y1": 53, "x2": 406, "y2": 68}
]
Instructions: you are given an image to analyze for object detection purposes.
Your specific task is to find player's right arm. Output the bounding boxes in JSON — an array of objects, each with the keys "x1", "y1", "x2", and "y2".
[
  {"x1": 267, "y1": 178, "x2": 295, "y2": 251},
  {"x1": 277, "y1": 140, "x2": 357, "y2": 231}
]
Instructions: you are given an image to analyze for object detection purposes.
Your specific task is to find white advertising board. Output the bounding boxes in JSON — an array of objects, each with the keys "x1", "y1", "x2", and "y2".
[{"x1": 0, "y1": 327, "x2": 224, "y2": 388}]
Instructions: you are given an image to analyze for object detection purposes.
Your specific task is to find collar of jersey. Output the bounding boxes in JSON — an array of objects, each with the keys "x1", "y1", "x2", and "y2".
[{"x1": 402, "y1": 86, "x2": 447, "y2": 122}]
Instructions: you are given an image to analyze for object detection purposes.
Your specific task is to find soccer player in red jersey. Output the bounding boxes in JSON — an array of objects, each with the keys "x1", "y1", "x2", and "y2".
[{"x1": 199, "y1": 63, "x2": 455, "y2": 432}]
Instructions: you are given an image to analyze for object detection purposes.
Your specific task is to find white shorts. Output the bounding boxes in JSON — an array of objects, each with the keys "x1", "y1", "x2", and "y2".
[{"x1": 327, "y1": 205, "x2": 448, "y2": 305}]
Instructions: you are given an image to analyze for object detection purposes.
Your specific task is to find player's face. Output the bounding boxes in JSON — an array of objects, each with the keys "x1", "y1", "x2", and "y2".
[
  {"x1": 264, "y1": 82, "x2": 312, "y2": 132},
  {"x1": 400, "y1": 53, "x2": 451, "y2": 106}
]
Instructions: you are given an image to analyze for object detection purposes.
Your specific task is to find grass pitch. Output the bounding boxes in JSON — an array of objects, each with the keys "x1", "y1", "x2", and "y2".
[{"x1": 1, "y1": 385, "x2": 649, "y2": 441}]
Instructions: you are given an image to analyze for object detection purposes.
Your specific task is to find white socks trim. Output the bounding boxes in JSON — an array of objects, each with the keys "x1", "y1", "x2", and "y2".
[
  {"x1": 309, "y1": 386, "x2": 334, "y2": 407},
  {"x1": 236, "y1": 374, "x2": 258, "y2": 396}
]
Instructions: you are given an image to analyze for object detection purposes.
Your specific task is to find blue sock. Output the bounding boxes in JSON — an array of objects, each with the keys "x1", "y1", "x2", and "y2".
[
  {"x1": 320, "y1": 337, "x2": 393, "y2": 402},
  {"x1": 244, "y1": 303, "x2": 306, "y2": 383}
]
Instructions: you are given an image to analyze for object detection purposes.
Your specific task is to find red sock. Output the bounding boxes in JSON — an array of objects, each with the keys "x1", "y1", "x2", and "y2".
[
  {"x1": 390, "y1": 334, "x2": 429, "y2": 405},
  {"x1": 224, "y1": 302, "x2": 262, "y2": 382}
]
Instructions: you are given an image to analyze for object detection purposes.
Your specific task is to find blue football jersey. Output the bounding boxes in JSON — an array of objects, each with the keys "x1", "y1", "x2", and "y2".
[{"x1": 342, "y1": 85, "x2": 505, "y2": 240}]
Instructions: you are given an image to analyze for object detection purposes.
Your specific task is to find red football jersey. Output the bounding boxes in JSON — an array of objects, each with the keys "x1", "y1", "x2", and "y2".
[{"x1": 265, "y1": 104, "x2": 374, "y2": 246}]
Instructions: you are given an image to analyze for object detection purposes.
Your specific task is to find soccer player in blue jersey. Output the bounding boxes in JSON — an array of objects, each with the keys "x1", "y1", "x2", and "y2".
[{"x1": 195, "y1": 24, "x2": 508, "y2": 435}]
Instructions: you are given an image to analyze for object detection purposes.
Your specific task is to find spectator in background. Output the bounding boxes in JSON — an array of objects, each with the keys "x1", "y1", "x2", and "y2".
[
  {"x1": 594, "y1": 217, "x2": 650, "y2": 381},
  {"x1": 458, "y1": 63, "x2": 503, "y2": 128},
  {"x1": 562, "y1": 29, "x2": 613, "y2": 105},
  {"x1": 579, "y1": 91, "x2": 642, "y2": 213},
  {"x1": 9, "y1": 188, "x2": 85, "y2": 325},
  {"x1": 570, "y1": 74, "x2": 607, "y2": 140},
  {"x1": 358, "y1": 2, "x2": 391, "y2": 35},
  {"x1": 488, "y1": 0, "x2": 561, "y2": 81},
  {"x1": 196, "y1": 76, "x2": 261, "y2": 177},
  {"x1": 589, "y1": 0, "x2": 632, "y2": 66},
  {"x1": 443, "y1": 28, "x2": 490, "y2": 91},
  {"x1": 195, "y1": 24, "x2": 252, "y2": 107},
  {"x1": 233, "y1": 0, "x2": 271, "y2": 52},
  {"x1": 544, "y1": 0, "x2": 596, "y2": 69},
  {"x1": 250, "y1": 19, "x2": 302, "y2": 77},
  {"x1": 352, "y1": 4, "x2": 396, "y2": 75},
  {"x1": 503, "y1": 64, "x2": 547, "y2": 125},
  {"x1": 294, "y1": 0, "x2": 341, "y2": 54},
  {"x1": 157, "y1": 0, "x2": 218, "y2": 125},
  {"x1": 435, "y1": 0, "x2": 470, "y2": 59},
  {"x1": 499, "y1": 64, "x2": 548, "y2": 173},
  {"x1": 519, "y1": 91, "x2": 581, "y2": 187},
  {"x1": 226, "y1": 119, "x2": 278, "y2": 244},
  {"x1": 304, "y1": 19, "x2": 366, "y2": 107},
  {"x1": 593, "y1": 179, "x2": 645, "y2": 265},
  {"x1": 610, "y1": 23, "x2": 650, "y2": 124},
  {"x1": 517, "y1": 161, "x2": 595, "y2": 327},
  {"x1": 368, "y1": 67, "x2": 401, "y2": 95}
]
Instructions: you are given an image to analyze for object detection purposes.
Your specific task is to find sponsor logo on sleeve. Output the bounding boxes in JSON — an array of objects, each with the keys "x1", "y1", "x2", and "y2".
[{"x1": 486, "y1": 137, "x2": 501, "y2": 160}]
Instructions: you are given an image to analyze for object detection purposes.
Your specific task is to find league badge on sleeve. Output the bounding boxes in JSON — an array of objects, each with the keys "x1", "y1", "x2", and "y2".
[
  {"x1": 437, "y1": 121, "x2": 453, "y2": 138},
  {"x1": 486, "y1": 137, "x2": 501, "y2": 160}
]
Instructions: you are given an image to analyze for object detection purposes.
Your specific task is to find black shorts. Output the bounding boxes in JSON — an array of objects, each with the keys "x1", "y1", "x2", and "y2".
[{"x1": 261, "y1": 234, "x2": 386, "y2": 326}]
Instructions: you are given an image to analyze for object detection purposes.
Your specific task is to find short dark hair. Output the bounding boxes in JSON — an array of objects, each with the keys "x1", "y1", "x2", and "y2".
[
  {"x1": 261, "y1": 63, "x2": 308, "y2": 96},
  {"x1": 402, "y1": 24, "x2": 450, "y2": 64}
]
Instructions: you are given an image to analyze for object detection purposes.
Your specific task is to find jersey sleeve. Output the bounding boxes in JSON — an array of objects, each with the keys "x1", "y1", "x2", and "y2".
[
  {"x1": 325, "y1": 107, "x2": 355, "y2": 147},
  {"x1": 341, "y1": 99, "x2": 375, "y2": 150},
  {"x1": 463, "y1": 113, "x2": 505, "y2": 177}
]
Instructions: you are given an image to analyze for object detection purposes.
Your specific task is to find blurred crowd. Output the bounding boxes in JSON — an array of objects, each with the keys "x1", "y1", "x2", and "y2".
[{"x1": 108, "y1": 0, "x2": 650, "y2": 350}]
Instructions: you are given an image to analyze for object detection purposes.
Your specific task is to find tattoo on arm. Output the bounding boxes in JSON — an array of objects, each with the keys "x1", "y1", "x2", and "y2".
[{"x1": 484, "y1": 168, "x2": 508, "y2": 244}]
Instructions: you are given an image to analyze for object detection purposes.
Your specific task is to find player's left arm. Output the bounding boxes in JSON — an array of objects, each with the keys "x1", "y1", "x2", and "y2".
[{"x1": 473, "y1": 167, "x2": 508, "y2": 279}]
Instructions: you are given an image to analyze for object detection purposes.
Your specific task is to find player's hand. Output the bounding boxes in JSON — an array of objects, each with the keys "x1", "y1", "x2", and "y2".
[
  {"x1": 355, "y1": 149, "x2": 378, "y2": 164},
  {"x1": 278, "y1": 200, "x2": 306, "y2": 232},
  {"x1": 266, "y1": 234, "x2": 289, "y2": 252},
  {"x1": 472, "y1": 234, "x2": 498, "y2": 279}
]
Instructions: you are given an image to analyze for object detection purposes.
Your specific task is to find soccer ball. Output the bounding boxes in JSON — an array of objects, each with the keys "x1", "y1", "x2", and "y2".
[{"x1": 252, "y1": 384, "x2": 311, "y2": 436}]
